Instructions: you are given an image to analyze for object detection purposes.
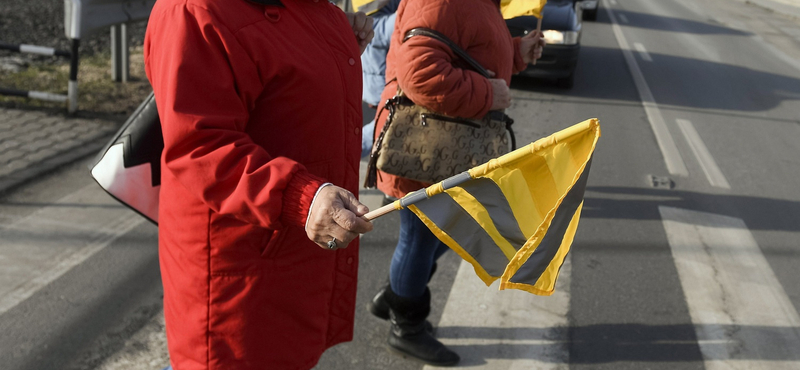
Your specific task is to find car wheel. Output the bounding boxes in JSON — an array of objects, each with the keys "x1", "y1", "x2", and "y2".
[
  {"x1": 583, "y1": 8, "x2": 598, "y2": 21},
  {"x1": 557, "y1": 74, "x2": 575, "y2": 89}
]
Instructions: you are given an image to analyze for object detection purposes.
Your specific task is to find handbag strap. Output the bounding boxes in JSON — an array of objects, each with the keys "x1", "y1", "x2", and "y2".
[{"x1": 403, "y1": 28, "x2": 491, "y2": 79}]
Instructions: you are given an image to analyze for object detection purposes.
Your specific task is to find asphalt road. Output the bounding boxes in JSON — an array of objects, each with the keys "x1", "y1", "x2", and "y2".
[{"x1": 1, "y1": 0, "x2": 799, "y2": 369}]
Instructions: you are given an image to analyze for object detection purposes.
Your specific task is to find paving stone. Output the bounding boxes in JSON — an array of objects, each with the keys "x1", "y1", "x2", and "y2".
[
  {"x1": 37, "y1": 116, "x2": 62, "y2": 126},
  {"x1": 26, "y1": 149, "x2": 57, "y2": 163},
  {"x1": 0, "y1": 150, "x2": 25, "y2": 164},
  {"x1": 0, "y1": 131, "x2": 16, "y2": 142},
  {"x1": 0, "y1": 106, "x2": 121, "y2": 192},
  {"x1": 0, "y1": 165, "x2": 15, "y2": 178},
  {"x1": 0, "y1": 140, "x2": 22, "y2": 153},
  {"x1": 5, "y1": 158, "x2": 31, "y2": 171},
  {"x1": 14, "y1": 121, "x2": 47, "y2": 135},
  {"x1": 27, "y1": 139, "x2": 52, "y2": 152},
  {"x1": 51, "y1": 139, "x2": 84, "y2": 152}
]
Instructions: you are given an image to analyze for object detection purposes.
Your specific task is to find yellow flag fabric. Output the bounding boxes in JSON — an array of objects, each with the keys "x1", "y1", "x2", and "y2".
[
  {"x1": 500, "y1": 0, "x2": 547, "y2": 19},
  {"x1": 351, "y1": 0, "x2": 390, "y2": 15},
  {"x1": 405, "y1": 119, "x2": 600, "y2": 295}
]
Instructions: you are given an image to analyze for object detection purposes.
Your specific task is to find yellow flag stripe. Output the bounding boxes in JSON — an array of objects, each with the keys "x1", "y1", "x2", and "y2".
[
  {"x1": 535, "y1": 202, "x2": 582, "y2": 292},
  {"x1": 409, "y1": 204, "x2": 497, "y2": 285},
  {"x1": 411, "y1": 193, "x2": 511, "y2": 281},
  {"x1": 501, "y1": 156, "x2": 593, "y2": 294},
  {"x1": 446, "y1": 187, "x2": 518, "y2": 260},
  {"x1": 457, "y1": 178, "x2": 531, "y2": 248},
  {"x1": 502, "y1": 203, "x2": 581, "y2": 295},
  {"x1": 476, "y1": 167, "x2": 542, "y2": 237},
  {"x1": 542, "y1": 143, "x2": 581, "y2": 197}
]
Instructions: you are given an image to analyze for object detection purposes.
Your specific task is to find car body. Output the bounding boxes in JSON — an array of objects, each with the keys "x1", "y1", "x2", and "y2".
[
  {"x1": 579, "y1": 0, "x2": 599, "y2": 21},
  {"x1": 506, "y1": 0, "x2": 581, "y2": 87}
]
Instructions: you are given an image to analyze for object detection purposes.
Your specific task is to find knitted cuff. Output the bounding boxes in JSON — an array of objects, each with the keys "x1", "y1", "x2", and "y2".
[{"x1": 281, "y1": 170, "x2": 326, "y2": 228}]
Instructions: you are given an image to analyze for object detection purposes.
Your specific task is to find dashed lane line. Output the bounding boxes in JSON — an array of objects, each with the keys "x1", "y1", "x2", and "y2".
[
  {"x1": 633, "y1": 42, "x2": 654, "y2": 61},
  {"x1": 675, "y1": 119, "x2": 731, "y2": 189},
  {"x1": 604, "y1": 0, "x2": 689, "y2": 176}
]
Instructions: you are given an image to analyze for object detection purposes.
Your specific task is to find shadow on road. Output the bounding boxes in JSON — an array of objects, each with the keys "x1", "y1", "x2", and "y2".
[
  {"x1": 435, "y1": 323, "x2": 800, "y2": 364},
  {"x1": 512, "y1": 45, "x2": 800, "y2": 114},
  {"x1": 582, "y1": 186, "x2": 800, "y2": 233},
  {"x1": 595, "y1": 9, "x2": 751, "y2": 36}
]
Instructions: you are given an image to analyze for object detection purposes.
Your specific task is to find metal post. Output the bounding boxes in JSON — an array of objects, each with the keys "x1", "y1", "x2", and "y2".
[
  {"x1": 111, "y1": 24, "x2": 122, "y2": 82},
  {"x1": 68, "y1": 39, "x2": 80, "y2": 114},
  {"x1": 121, "y1": 23, "x2": 129, "y2": 83},
  {"x1": 111, "y1": 24, "x2": 130, "y2": 83}
]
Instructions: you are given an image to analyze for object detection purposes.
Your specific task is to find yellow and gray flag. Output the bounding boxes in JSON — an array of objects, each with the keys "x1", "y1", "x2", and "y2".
[
  {"x1": 378, "y1": 119, "x2": 599, "y2": 295},
  {"x1": 351, "y1": 0, "x2": 390, "y2": 15},
  {"x1": 500, "y1": 0, "x2": 547, "y2": 19}
]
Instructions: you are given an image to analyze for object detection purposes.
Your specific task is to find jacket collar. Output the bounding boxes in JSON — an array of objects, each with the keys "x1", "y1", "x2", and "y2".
[{"x1": 247, "y1": 0, "x2": 284, "y2": 6}]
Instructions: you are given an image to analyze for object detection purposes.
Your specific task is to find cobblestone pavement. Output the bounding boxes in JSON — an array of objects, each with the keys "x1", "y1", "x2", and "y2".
[{"x1": 0, "y1": 107, "x2": 118, "y2": 193}]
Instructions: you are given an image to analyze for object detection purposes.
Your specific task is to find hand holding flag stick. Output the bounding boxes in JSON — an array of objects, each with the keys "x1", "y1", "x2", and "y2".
[
  {"x1": 533, "y1": 16, "x2": 543, "y2": 65},
  {"x1": 500, "y1": 0, "x2": 547, "y2": 65},
  {"x1": 364, "y1": 119, "x2": 600, "y2": 295}
]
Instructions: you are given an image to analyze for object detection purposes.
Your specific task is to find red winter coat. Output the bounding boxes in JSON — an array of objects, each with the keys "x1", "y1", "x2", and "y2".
[
  {"x1": 375, "y1": 0, "x2": 528, "y2": 199},
  {"x1": 144, "y1": 0, "x2": 363, "y2": 368}
]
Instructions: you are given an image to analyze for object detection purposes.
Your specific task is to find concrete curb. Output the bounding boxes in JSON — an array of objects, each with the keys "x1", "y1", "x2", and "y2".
[
  {"x1": 743, "y1": 0, "x2": 800, "y2": 19},
  {"x1": 0, "y1": 133, "x2": 111, "y2": 195}
]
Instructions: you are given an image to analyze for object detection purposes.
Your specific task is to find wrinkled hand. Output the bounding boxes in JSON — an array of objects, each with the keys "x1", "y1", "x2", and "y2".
[
  {"x1": 487, "y1": 70, "x2": 511, "y2": 110},
  {"x1": 306, "y1": 185, "x2": 373, "y2": 250},
  {"x1": 520, "y1": 30, "x2": 546, "y2": 64},
  {"x1": 346, "y1": 12, "x2": 375, "y2": 55}
]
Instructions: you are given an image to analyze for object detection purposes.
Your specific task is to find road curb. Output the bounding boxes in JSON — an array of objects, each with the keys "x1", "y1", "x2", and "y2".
[
  {"x1": 0, "y1": 134, "x2": 110, "y2": 195},
  {"x1": 744, "y1": 0, "x2": 800, "y2": 19}
]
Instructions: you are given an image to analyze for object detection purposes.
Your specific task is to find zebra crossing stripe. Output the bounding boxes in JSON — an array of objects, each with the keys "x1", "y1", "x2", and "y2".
[
  {"x1": 425, "y1": 258, "x2": 571, "y2": 369},
  {"x1": 660, "y1": 206, "x2": 800, "y2": 368}
]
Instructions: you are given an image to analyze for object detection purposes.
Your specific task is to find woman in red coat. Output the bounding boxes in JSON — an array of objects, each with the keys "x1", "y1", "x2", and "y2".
[
  {"x1": 144, "y1": 0, "x2": 375, "y2": 368},
  {"x1": 366, "y1": 0, "x2": 545, "y2": 365}
]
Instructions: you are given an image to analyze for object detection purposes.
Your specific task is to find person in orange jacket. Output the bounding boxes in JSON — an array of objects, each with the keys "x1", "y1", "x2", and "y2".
[
  {"x1": 366, "y1": 0, "x2": 545, "y2": 365},
  {"x1": 144, "y1": 0, "x2": 375, "y2": 368}
]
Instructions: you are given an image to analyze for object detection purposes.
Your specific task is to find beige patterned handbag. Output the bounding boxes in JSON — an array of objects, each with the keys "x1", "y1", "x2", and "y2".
[{"x1": 364, "y1": 28, "x2": 516, "y2": 187}]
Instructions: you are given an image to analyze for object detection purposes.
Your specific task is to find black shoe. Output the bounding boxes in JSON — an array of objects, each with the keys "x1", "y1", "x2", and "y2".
[
  {"x1": 387, "y1": 325, "x2": 459, "y2": 366},
  {"x1": 368, "y1": 286, "x2": 435, "y2": 334},
  {"x1": 384, "y1": 287, "x2": 459, "y2": 366},
  {"x1": 367, "y1": 285, "x2": 391, "y2": 320}
]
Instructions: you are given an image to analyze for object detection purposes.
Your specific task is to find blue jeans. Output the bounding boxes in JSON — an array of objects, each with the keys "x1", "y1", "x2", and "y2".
[{"x1": 390, "y1": 207, "x2": 450, "y2": 298}]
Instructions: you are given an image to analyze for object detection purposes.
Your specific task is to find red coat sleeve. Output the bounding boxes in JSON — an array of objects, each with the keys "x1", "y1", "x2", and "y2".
[
  {"x1": 393, "y1": 5, "x2": 493, "y2": 119},
  {"x1": 144, "y1": 4, "x2": 324, "y2": 230}
]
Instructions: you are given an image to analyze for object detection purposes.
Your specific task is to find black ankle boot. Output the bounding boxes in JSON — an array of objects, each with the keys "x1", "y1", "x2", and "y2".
[
  {"x1": 368, "y1": 285, "x2": 435, "y2": 334},
  {"x1": 384, "y1": 287, "x2": 459, "y2": 366},
  {"x1": 368, "y1": 263, "x2": 438, "y2": 322},
  {"x1": 367, "y1": 284, "x2": 391, "y2": 320}
]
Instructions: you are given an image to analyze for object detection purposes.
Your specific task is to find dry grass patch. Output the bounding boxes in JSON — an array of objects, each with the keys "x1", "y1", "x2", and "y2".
[{"x1": 0, "y1": 47, "x2": 152, "y2": 119}]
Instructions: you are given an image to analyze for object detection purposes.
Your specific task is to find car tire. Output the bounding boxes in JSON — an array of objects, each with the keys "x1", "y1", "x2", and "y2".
[
  {"x1": 557, "y1": 74, "x2": 575, "y2": 89},
  {"x1": 583, "y1": 8, "x2": 598, "y2": 21}
]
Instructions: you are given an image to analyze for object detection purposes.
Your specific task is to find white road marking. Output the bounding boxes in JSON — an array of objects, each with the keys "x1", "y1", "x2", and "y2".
[
  {"x1": 424, "y1": 258, "x2": 571, "y2": 369},
  {"x1": 0, "y1": 184, "x2": 146, "y2": 316},
  {"x1": 660, "y1": 206, "x2": 800, "y2": 369},
  {"x1": 750, "y1": 34, "x2": 800, "y2": 74},
  {"x1": 633, "y1": 42, "x2": 653, "y2": 61},
  {"x1": 605, "y1": 2, "x2": 689, "y2": 176},
  {"x1": 618, "y1": 13, "x2": 629, "y2": 23},
  {"x1": 675, "y1": 119, "x2": 731, "y2": 189}
]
